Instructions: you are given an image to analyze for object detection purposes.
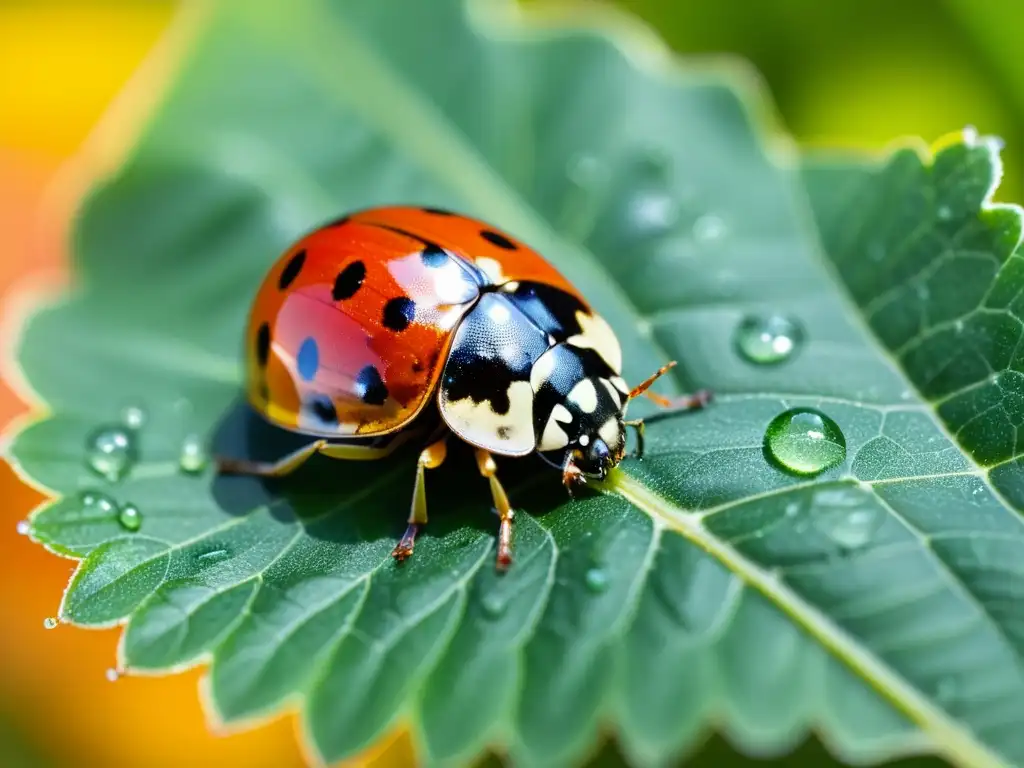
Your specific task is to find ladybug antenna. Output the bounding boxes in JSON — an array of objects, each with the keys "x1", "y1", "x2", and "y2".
[{"x1": 628, "y1": 361, "x2": 677, "y2": 400}]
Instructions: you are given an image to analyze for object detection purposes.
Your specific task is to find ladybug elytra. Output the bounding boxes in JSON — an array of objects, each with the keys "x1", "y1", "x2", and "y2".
[{"x1": 218, "y1": 206, "x2": 711, "y2": 570}]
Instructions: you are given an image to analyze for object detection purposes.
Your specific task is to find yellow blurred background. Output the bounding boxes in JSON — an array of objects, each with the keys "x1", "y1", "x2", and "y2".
[{"x1": 0, "y1": 1, "x2": 1019, "y2": 766}]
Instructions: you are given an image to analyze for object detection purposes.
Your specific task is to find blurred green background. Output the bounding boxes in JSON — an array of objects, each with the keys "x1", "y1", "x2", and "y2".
[{"x1": 0, "y1": 1, "x2": 1019, "y2": 766}]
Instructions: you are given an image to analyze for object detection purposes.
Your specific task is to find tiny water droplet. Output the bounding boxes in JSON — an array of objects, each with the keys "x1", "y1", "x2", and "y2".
[
  {"x1": 118, "y1": 504, "x2": 142, "y2": 532},
  {"x1": 585, "y1": 568, "x2": 609, "y2": 593},
  {"x1": 105, "y1": 668, "x2": 120, "y2": 682},
  {"x1": 179, "y1": 434, "x2": 208, "y2": 474},
  {"x1": 784, "y1": 502, "x2": 800, "y2": 518},
  {"x1": 734, "y1": 314, "x2": 804, "y2": 365},
  {"x1": 196, "y1": 548, "x2": 229, "y2": 564},
  {"x1": 481, "y1": 593, "x2": 506, "y2": 619},
  {"x1": 121, "y1": 404, "x2": 147, "y2": 430},
  {"x1": 628, "y1": 192, "x2": 678, "y2": 235},
  {"x1": 566, "y1": 153, "x2": 605, "y2": 189},
  {"x1": 78, "y1": 490, "x2": 118, "y2": 516},
  {"x1": 937, "y1": 205, "x2": 953, "y2": 221},
  {"x1": 764, "y1": 408, "x2": 846, "y2": 477},
  {"x1": 692, "y1": 214, "x2": 726, "y2": 243},
  {"x1": 16, "y1": 520, "x2": 29, "y2": 535},
  {"x1": 85, "y1": 426, "x2": 138, "y2": 482},
  {"x1": 43, "y1": 617, "x2": 58, "y2": 630},
  {"x1": 819, "y1": 507, "x2": 881, "y2": 550}
]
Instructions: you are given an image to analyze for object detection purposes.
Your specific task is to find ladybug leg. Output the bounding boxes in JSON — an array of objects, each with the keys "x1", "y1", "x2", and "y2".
[
  {"x1": 474, "y1": 449, "x2": 514, "y2": 571},
  {"x1": 623, "y1": 419, "x2": 645, "y2": 458},
  {"x1": 216, "y1": 439, "x2": 328, "y2": 477},
  {"x1": 392, "y1": 436, "x2": 448, "y2": 562},
  {"x1": 629, "y1": 360, "x2": 712, "y2": 413}
]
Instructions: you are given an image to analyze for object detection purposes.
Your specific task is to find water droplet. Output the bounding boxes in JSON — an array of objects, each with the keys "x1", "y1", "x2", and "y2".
[
  {"x1": 784, "y1": 502, "x2": 800, "y2": 518},
  {"x1": 196, "y1": 548, "x2": 228, "y2": 564},
  {"x1": 627, "y1": 192, "x2": 678, "y2": 235},
  {"x1": 734, "y1": 314, "x2": 804, "y2": 365},
  {"x1": 118, "y1": 504, "x2": 142, "y2": 532},
  {"x1": 121, "y1": 404, "x2": 146, "y2": 430},
  {"x1": 43, "y1": 617, "x2": 58, "y2": 630},
  {"x1": 937, "y1": 205, "x2": 953, "y2": 221},
  {"x1": 16, "y1": 520, "x2": 29, "y2": 536},
  {"x1": 481, "y1": 593, "x2": 506, "y2": 619},
  {"x1": 764, "y1": 408, "x2": 846, "y2": 476},
  {"x1": 819, "y1": 506, "x2": 881, "y2": 550},
  {"x1": 585, "y1": 568, "x2": 609, "y2": 593},
  {"x1": 692, "y1": 214, "x2": 726, "y2": 243},
  {"x1": 179, "y1": 434, "x2": 207, "y2": 474},
  {"x1": 105, "y1": 668, "x2": 120, "y2": 682},
  {"x1": 85, "y1": 426, "x2": 138, "y2": 482},
  {"x1": 78, "y1": 490, "x2": 118, "y2": 516},
  {"x1": 566, "y1": 153, "x2": 605, "y2": 189}
]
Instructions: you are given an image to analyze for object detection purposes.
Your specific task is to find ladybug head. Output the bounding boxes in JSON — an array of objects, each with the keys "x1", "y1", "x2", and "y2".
[{"x1": 563, "y1": 416, "x2": 627, "y2": 484}]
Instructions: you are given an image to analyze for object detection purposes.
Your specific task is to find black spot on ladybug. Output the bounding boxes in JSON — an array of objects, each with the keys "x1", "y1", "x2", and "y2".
[
  {"x1": 333, "y1": 261, "x2": 366, "y2": 301},
  {"x1": 308, "y1": 394, "x2": 338, "y2": 425},
  {"x1": 421, "y1": 245, "x2": 448, "y2": 268},
  {"x1": 278, "y1": 249, "x2": 306, "y2": 290},
  {"x1": 422, "y1": 207, "x2": 454, "y2": 215},
  {"x1": 382, "y1": 297, "x2": 415, "y2": 332},
  {"x1": 256, "y1": 323, "x2": 271, "y2": 367},
  {"x1": 355, "y1": 365, "x2": 389, "y2": 406},
  {"x1": 445, "y1": 352, "x2": 516, "y2": 415},
  {"x1": 480, "y1": 230, "x2": 517, "y2": 250}
]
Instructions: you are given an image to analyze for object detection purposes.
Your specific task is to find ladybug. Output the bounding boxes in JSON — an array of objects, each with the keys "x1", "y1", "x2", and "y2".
[{"x1": 218, "y1": 206, "x2": 711, "y2": 570}]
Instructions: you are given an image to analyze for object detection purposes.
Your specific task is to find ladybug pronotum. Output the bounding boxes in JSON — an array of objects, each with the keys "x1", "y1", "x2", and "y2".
[{"x1": 218, "y1": 206, "x2": 711, "y2": 570}]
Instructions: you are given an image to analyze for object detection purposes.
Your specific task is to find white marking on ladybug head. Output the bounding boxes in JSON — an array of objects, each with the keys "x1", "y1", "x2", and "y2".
[
  {"x1": 599, "y1": 415, "x2": 623, "y2": 450},
  {"x1": 551, "y1": 403, "x2": 573, "y2": 423},
  {"x1": 530, "y1": 348, "x2": 558, "y2": 391},
  {"x1": 539, "y1": 413, "x2": 570, "y2": 451},
  {"x1": 600, "y1": 377, "x2": 622, "y2": 407},
  {"x1": 568, "y1": 312, "x2": 622, "y2": 374},
  {"x1": 475, "y1": 257, "x2": 506, "y2": 284},
  {"x1": 568, "y1": 379, "x2": 598, "y2": 413}
]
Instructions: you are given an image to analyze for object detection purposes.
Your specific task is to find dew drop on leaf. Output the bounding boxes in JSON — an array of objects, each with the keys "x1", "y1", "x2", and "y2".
[
  {"x1": 179, "y1": 434, "x2": 208, "y2": 474},
  {"x1": 733, "y1": 314, "x2": 804, "y2": 365},
  {"x1": 43, "y1": 617, "x2": 57, "y2": 630},
  {"x1": 117, "y1": 504, "x2": 142, "y2": 532},
  {"x1": 85, "y1": 425, "x2": 138, "y2": 482},
  {"x1": 16, "y1": 520, "x2": 29, "y2": 535},
  {"x1": 480, "y1": 593, "x2": 506, "y2": 619},
  {"x1": 763, "y1": 408, "x2": 846, "y2": 476},
  {"x1": 78, "y1": 490, "x2": 118, "y2": 516},
  {"x1": 815, "y1": 504, "x2": 881, "y2": 551},
  {"x1": 937, "y1": 205, "x2": 953, "y2": 221},
  {"x1": 585, "y1": 568, "x2": 609, "y2": 593},
  {"x1": 196, "y1": 548, "x2": 229, "y2": 564},
  {"x1": 121, "y1": 404, "x2": 147, "y2": 430},
  {"x1": 692, "y1": 213, "x2": 726, "y2": 243}
]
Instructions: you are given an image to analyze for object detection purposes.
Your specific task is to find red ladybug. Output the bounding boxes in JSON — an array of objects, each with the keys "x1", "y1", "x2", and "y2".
[{"x1": 218, "y1": 206, "x2": 710, "y2": 569}]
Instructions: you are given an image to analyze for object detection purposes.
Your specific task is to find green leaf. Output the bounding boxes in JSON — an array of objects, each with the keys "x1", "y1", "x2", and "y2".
[{"x1": 6, "y1": 1, "x2": 1023, "y2": 766}]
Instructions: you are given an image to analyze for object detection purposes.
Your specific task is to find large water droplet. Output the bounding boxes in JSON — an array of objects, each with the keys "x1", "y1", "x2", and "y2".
[
  {"x1": 118, "y1": 504, "x2": 142, "y2": 532},
  {"x1": 85, "y1": 426, "x2": 138, "y2": 482},
  {"x1": 179, "y1": 434, "x2": 208, "y2": 474},
  {"x1": 734, "y1": 314, "x2": 804, "y2": 365},
  {"x1": 121, "y1": 404, "x2": 147, "y2": 430},
  {"x1": 585, "y1": 568, "x2": 609, "y2": 593},
  {"x1": 43, "y1": 617, "x2": 58, "y2": 630},
  {"x1": 692, "y1": 214, "x2": 726, "y2": 243},
  {"x1": 764, "y1": 408, "x2": 846, "y2": 476}
]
